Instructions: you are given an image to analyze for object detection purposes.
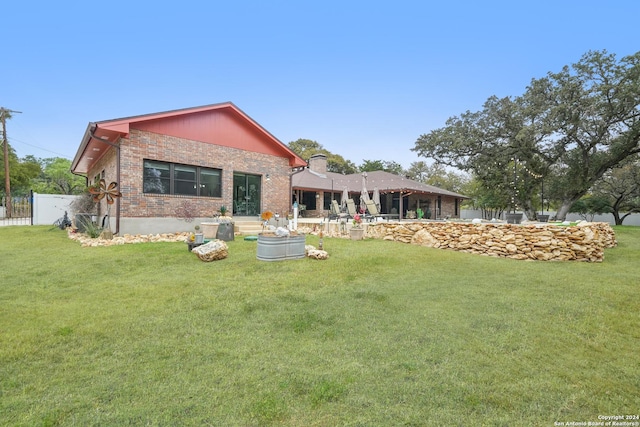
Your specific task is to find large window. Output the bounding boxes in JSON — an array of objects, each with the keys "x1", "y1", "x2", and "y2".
[
  {"x1": 174, "y1": 165, "x2": 197, "y2": 195},
  {"x1": 143, "y1": 160, "x2": 221, "y2": 197},
  {"x1": 323, "y1": 193, "x2": 341, "y2": 210},
  {"x1": 301, "y1": 191, "x2": 317, "y2": 210},
  {"x1": 200, "y1": 168, "x2": 222, "y2": 197}
]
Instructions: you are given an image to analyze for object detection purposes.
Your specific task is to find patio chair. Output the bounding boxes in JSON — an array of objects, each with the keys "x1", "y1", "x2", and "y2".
[
  {"x1": 346, "y1": 199, "x2": 358, "y2": 218},
  {"x1": 347, "y1": 198, "x2": 372, "y2": 222},
  {"x1": 328, "y1": 199, "x2": 350, "y2": 221},
  {"x1": 365, "y1": 200, "x2": 399, "y2": 222}
]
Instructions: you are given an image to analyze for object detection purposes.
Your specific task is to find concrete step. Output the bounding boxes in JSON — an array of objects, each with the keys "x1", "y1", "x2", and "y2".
[{"x1": 234, "y1": 221, "x2": 263, "y2": 235}]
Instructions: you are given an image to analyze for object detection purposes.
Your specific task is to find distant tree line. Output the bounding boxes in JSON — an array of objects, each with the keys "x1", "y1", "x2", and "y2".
[{"x1": 1, "y1": 145, "x2": 86, "y2": 197}]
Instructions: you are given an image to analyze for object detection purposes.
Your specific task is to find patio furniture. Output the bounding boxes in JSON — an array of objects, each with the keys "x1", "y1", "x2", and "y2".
[
  {"x1": 347, "y1": 199, "x2": 372, "y2": 222},
  {"x1": 365, "y1": 200, "x2": 399, "y2": 222},
  {"x1": 346, "y1": 199, "x2": 358, "y2": 218},
  {"x1": 328, "y1": 199, "x2": 350, "y2": 221}
]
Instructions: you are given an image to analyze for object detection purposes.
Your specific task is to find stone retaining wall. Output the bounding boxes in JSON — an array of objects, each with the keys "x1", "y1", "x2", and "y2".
[{"x1": 365, "y1": 221, "x2": 617, "y2": 262}]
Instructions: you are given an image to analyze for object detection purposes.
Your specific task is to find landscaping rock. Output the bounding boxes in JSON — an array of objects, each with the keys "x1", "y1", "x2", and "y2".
[
  {"x1": 192, "y1": 239, "x2": 228, "y2": 262},
  {"x1": 307, "y1": 249, "x2": 329, "y2": 260},
  {"x1": 305, "y1": 244, "x2": 328, "y2": 260},
  {"x1": 68, "y1": 229, "x2": 191, "y2": 247}
]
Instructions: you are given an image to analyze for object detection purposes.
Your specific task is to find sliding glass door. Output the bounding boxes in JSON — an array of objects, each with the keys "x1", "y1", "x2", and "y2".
[{"x1": 233, "y1": 173, "x2": 261, "y2": 216}]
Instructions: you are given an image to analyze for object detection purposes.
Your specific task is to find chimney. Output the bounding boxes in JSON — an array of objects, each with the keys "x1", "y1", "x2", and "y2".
[{"x1": 308, "y1": 154, "x2": 327, "y2": 173}]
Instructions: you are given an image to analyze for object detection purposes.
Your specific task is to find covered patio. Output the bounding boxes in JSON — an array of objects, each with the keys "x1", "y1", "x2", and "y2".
[{"x1": 291, "y1": 154, "x2": 467, "y2": 220}]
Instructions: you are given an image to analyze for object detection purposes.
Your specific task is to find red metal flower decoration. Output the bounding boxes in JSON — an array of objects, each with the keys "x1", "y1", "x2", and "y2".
[{"x1": 89, "y1": 179, "x2": 122, "y2": 205}]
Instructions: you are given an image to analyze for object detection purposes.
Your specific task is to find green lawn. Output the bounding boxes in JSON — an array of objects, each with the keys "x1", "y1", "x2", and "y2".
[{"x1": 1, "y1": 225, "x2": 638, "y2": 426}]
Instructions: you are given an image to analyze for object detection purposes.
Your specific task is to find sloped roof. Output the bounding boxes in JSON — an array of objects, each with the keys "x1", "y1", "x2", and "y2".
[
  {"x1": 292, "y1": 169, "x2": 346, "y2": 190},
  {"x1": 72, "y1": 102, "x2": 306, "y2": 174},
  {"x1": 292, "y1": 169, "x2": 468, "y2": 199}
]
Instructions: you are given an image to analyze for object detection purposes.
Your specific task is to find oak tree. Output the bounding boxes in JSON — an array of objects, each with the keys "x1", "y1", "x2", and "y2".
[{"x1": 413, "y1": 50, "x2": 640, "y2": 220}]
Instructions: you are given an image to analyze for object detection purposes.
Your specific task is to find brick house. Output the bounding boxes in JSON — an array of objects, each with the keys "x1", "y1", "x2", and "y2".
[{"x1": 71, "y1": 102, "x2": 306, "y2": 235}]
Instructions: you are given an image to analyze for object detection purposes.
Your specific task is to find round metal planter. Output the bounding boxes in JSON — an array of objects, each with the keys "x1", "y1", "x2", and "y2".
[{"x1": 256, "y1": 234, "x2": 306, "y2": 261}]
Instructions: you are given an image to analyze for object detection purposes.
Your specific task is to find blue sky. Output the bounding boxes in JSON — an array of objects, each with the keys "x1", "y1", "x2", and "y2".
[{"x1": 3, "y1": 1, "x2": 639, "y2": 169}]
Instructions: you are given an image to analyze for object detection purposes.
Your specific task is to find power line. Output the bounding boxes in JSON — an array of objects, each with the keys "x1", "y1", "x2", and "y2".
[{"x1": 7, "y1": 136, "x2": 73, "y2": 159}]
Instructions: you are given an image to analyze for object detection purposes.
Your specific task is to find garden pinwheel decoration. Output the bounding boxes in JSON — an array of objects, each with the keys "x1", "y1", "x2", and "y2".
[
  {"x1": 89, "y1": 179, "x2": 122, "y2": 204},
  {"x1": 87, "y1": 179, "x2": 122, "y2": 234}
]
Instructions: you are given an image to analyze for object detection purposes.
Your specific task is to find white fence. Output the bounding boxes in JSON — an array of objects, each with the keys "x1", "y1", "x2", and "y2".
[
  {"x1": 461, "y1": 209, "x2": 640, "y2": 226},
  {"x1": 32, "y1": 193, "x2": 80, "y2": 225}
]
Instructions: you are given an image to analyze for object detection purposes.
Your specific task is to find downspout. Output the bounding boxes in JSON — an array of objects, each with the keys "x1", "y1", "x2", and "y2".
[{"x1": 88, "y1": 130, "x2": 122, "y2": 235}]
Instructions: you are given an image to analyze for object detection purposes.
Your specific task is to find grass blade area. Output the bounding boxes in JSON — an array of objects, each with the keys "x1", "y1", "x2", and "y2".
[{"x1": 1, "y1": 225, "x2": 638, "y2": 426}]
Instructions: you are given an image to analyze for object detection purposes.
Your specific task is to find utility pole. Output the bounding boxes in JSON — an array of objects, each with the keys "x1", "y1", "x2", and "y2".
[{"x1": 1, "y1": 107, "x2": 22, "y2": 219}]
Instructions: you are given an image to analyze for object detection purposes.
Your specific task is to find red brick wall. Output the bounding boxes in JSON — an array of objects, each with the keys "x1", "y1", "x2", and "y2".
[{"x1": 89, "y1": 129, "x2": 293, "y2": 220}]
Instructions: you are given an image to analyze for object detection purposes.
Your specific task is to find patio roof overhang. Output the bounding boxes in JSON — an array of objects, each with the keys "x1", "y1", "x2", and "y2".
[{"x1": 71, "y1": 123, "x2": 126, "y2": 175}]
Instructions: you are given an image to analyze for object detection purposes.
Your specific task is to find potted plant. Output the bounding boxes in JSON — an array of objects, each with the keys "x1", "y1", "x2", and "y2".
[
  {"x1": 256, "y1": 210, "x2": 306, "y2": 261},
  {"x1": 349, "y1": 214, "x2": 365, "y2": 240},
  {"x1": 216, "y1": 216, "x2": 235, "y2": 241},
  {"x1": 194, "y1": 225, "x2": 204, "y2": 243},
  {"x1": 505, "y1": 211, "x2": 523, "y2": 224},
  {"x1": 261, "y1": 210, "x2": 274, "y2": 232},
  {"x1": 202, "y1": 205, "x2": 234, "y2": 240},
  {"x1": 201, "y1": 221, "x2": 219, "y2": 239},
  {"x1": 216, "y1": 205, "x2": 235, "y2": 241}
]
